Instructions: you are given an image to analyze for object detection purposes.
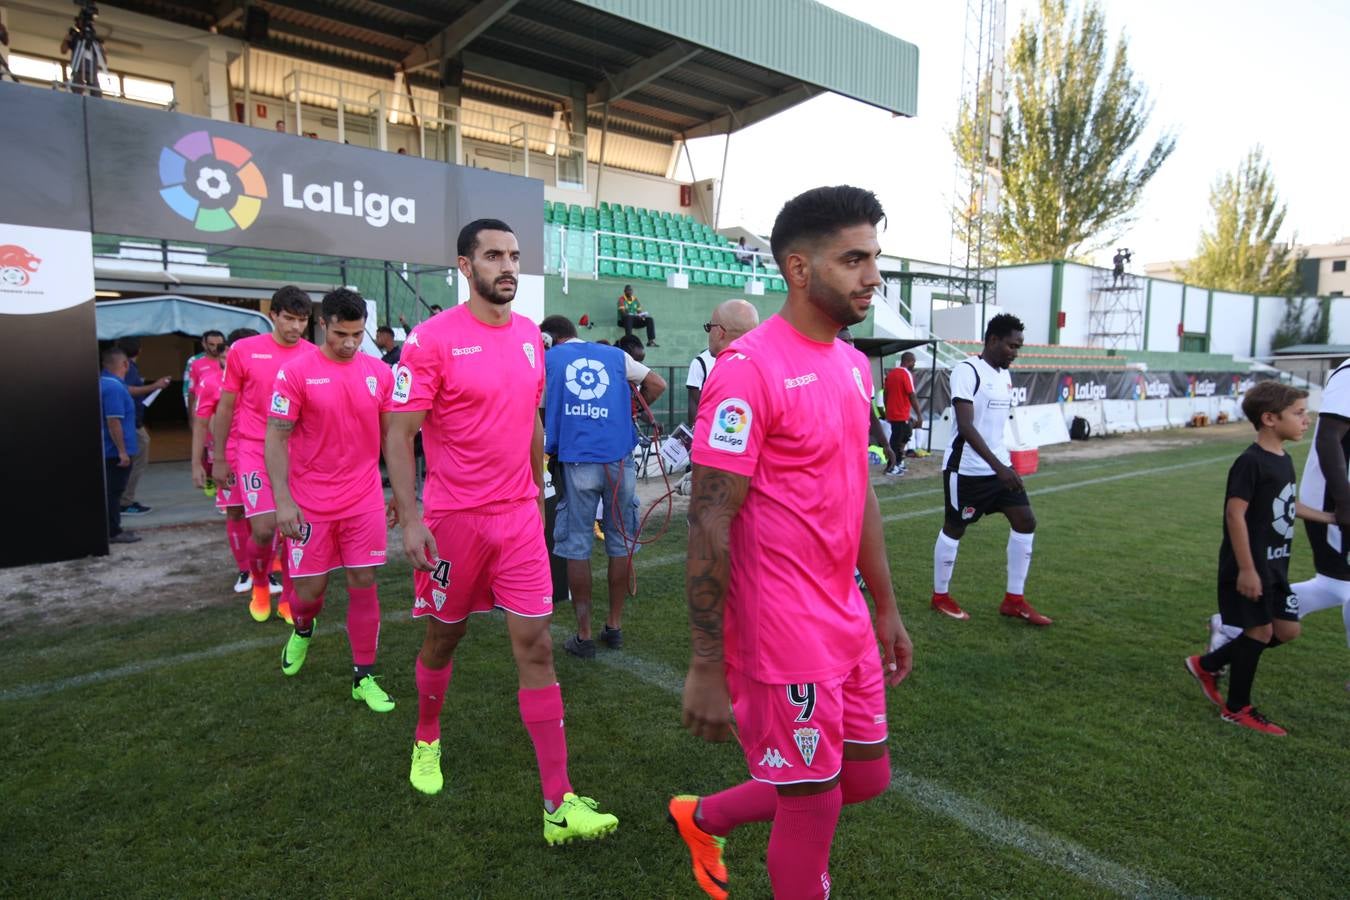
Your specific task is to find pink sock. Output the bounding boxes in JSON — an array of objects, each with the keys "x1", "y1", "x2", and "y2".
[
  {"x1": 225, "y1": 519, "x2": 251, "y2": 570},
  {"x1": 290, "y1": 592, "x2": 324, "y2": 631},
  {"x1": 415, "y1": 658, "x2": 452, "y2": 744},
  {"x1": 346, "y1": 586, "x2": 380, "y2": 666},
  {"x1": 767, "y1": 787, "x2": 842, "y2": 900},
  {"x1": 839, "y1": 754, "x2": 890, "y2": 805},
  {"x1": 697, "y1": 779, "x2": 778, "y2": 836},
  {"x1": 518, "y1": 683, "x2": 573, "y2": 808},
  {"x1": 247, "y1": 535, "x2": 270, "y2": 585}
]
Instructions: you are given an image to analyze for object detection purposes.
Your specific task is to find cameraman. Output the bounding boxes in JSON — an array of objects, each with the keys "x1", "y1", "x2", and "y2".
[
  {"x1": 1112, "y1": 248, "x2": 1131, "y2": 286},
  {"x1": 61, "y1": 3, "x2": 105, "y2": 97}
]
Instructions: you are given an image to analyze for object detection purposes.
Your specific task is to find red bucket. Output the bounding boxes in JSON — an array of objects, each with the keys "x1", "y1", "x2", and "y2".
[{"x1": 1010, "y1": 448, "x2": 1039, "y2": 475}]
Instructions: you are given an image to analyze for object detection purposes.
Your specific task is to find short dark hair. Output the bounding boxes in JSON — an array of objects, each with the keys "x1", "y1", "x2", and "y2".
[
  {"x1": 226, "y1": 327, "x2": 259, "y2": 344},
  {"x1": 616, "y1": 334, "x2": 644, "y2": 358},
  {"x1": 202, "y1": 329, "x2": 224, "y2": 343},
  {"x1": 320, "y1": 287, "x2": 366, "y2": 323},
  {"x1": 900, "y1": 351, "x2": 916, "y2": 364},
  {"x1": 429, "y1": 304, "x2": 444, "y2": 313},
  {"x1": 623, "y1": 284, "x2": 632, "y2": 291},
  {"x1": 100, "y1": 346, "x2": 127, "y2": 368},
  {"x1": 539, "y1": 314, "x2": 578, "y2": 345},
  {"x1": 376, "y1": 325, "x2": 395, "y2": 338},
  {"x1": 1242, "y1": 381, "x2": 1307, "y2": 429},
  {"x1": 116, "y1": 336, "x2": 140, "y2": 357},
  {"x1": 984, "y1": 314, "x2": 1025, "y2": 342},
  {"x1": 769, "y1": 185, "x2": 885, "y2": 271},
  {"x1": 271, "y1": 285, "x2": 313, "y2": 318},
  {"x1": 457, "y1": 218, "x2": 514, "y2": 258}
]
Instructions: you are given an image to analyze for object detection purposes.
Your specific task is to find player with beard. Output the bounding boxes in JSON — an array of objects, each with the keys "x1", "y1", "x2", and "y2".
[
  {"x1": 265, "y1": 288, "x2": 396, "y2": 712},
  {"x1": 213, "y1": 286, "x2": 314, "y2": 623},
  {"x1": 669, "y1": 186, "x2": 913, "y2": 900},
  {"x1": 386, "y1": 219, "x2": 618, "y2": 844},
  {"x1": 930, "y1": 314, "x2": 1051, "y2": 626}
]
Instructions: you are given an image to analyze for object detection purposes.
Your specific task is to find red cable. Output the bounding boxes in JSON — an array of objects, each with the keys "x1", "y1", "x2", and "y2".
[{"x1": 605, "y1": 386, "x2": 678, "y2": 597}]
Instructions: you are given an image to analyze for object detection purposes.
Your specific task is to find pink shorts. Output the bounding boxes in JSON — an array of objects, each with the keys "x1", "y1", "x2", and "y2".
[
  {"x1": 286, "y1": 507, "x2": 388, "y2": 578},
  {"x1": 729, "y1": 651, "x2": 888, "y2": 785},
  {"x1": 216, "y1": 469, "x2": 240, "y2": 510},
  {"x1": 234, "y1": 442, "x2": 276, "y2": 519},
  {"x1": 412, "y1": 501, "x2": 552, "y2": 624}
]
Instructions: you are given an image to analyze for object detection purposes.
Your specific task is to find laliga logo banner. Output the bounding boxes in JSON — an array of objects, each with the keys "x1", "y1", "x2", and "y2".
[{"x1": 0, "y1": 223, "x2": 95, "y2": 316}]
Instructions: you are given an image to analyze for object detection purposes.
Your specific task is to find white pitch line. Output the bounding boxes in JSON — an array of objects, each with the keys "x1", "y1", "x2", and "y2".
[
  {"x1": 0, "y1": 636, "x2": 279, "y2": 702},
  {"x1": 566, "y1": 626, "x2": 1190, "y2": 900}
]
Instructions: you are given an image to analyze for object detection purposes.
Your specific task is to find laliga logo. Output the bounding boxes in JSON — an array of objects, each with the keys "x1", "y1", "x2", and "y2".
[
  {"x1": 159, "y1": 131, "x2": 267, "y2": 232},
  {"x1": 159, "y1": 130, "x2": 417, "y2": 233},
  {"x1": 1133, "y1": 374, "x2": 1147, "y2": 401},
  {"x1": 564, "y1": 357, "x2": 610, "y2": 400},
  {"x1": 1187, "y1": 376, "x2": 1217, "y2": 398},
  {"x1": 1058, "y1": 375, "x2": 1074, "y2": 403},
  {"x1": 718, "y1": 404, "x2": 748, "y2": 433},
  {"x1": 0, "y1": 244, "x2": 41, "y2": 287}
]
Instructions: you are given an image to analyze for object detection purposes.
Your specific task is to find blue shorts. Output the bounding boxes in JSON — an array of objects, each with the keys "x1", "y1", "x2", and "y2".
[{"x1": 553, "y1": 460, "x2": 640, "y2": 559}]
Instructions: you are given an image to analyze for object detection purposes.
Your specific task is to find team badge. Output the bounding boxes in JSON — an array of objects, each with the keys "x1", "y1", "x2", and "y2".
[
  {"x1": 961, "y1": 506, "x2": 976, "y2": 520},
  {"x1": 709, "y1": 398, "x2": 751, "y2": 454},
  {"x1": 291, "y1": 548, "x2": 303, "y2": 568},
  {"x1": 793, "y1": 727, "x2": 820, "y2": 767},
  {"x1": 269, "y1": 392, "x2": 290, "y2": 415},
  {"x1": 392, "y1": 365, "x2": 412, "y2": 403},
  {"x1": 522, "y1": 342, "x2": 536, "y2": 368},
  {"x1": 247, "y1": 491, "x2": 259, "y2": 508},
  {"x1": 431, "y1": 589, "x2": 447, "y2": 611},
  {"x1": 366, "y1": 375, "x2": 378, "y2": 396},
  {"x1": 852, "y1": 367, "x2": 868, "y2": 402}
]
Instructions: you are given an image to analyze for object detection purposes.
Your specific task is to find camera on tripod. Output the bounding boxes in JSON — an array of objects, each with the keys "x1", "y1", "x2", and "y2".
[
  {"x1": 64, "y1": 0, "x2": 107, "y2": 97},
  {"x1": 1116, "y1": 248, "x2": 1133, "y2": 264}
]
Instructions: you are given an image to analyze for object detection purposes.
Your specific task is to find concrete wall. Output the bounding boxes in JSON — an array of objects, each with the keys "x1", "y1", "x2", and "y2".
[
  {"x1": 1146, "y1": 280, "x2": 1183, "y2": 351},
  {"x1": 1209, "y1": 291, "x2": 1254, "y2": 356},
  {"x1": 996, "y1": 265, "x2": 1053, "y2": 343},
  {"x1": 1059, "y1": 263, "x2": 1094, "y2": 346}
]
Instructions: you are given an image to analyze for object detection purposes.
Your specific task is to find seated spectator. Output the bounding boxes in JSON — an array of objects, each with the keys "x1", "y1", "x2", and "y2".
[
  {"x1": 734, "y1": 236, "x2": 754, "y2": 265},
  {"x1": 617, "y1": 284, "x2": 658, "y2": 347}
]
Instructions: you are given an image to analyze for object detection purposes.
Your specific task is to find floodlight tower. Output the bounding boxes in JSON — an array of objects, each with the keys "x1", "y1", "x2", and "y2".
[{"x1": 948, "y1": 0, "x2": 1007, "y2": 337}]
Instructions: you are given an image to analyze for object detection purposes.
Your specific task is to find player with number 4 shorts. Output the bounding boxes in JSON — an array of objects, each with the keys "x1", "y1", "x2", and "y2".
[
  {"x1": 265, "y1": 288, "x2": 396, "y2": 713},
  {"x1": 386, "y1": 219, "x2": 617, "y2": 845}
]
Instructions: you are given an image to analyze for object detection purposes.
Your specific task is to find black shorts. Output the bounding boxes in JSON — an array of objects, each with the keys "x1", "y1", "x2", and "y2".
[
  {"x1": 1304, "y1": 521, "x2": 1350, "y2": 580},
  {"x1": 943, "y1": 471, "x2": 1030, "y2": 527},
  {"x1": 1218, "y1": 581, "x2": 1299, "y2": 629},
  {"x1": 889, "y1": 420, "x2": 913, "y2": 445}
]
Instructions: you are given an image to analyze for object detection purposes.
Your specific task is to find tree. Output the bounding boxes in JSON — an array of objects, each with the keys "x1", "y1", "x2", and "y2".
[
  {"x1": 1178, "y1": 147, "x2": 1301, "y2": 295},
  {"x1": 952, "y1": 0, "x2": 1175, "y2": 263}
]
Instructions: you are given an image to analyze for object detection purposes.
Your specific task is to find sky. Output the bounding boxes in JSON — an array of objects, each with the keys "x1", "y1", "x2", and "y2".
[{"x1": 676, "y1": 0, "x2": 1350, "y2": 270}]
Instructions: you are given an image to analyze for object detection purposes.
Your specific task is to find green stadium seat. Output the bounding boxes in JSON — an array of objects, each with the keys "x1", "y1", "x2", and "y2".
[
  {"x1": 630, "y1": 263, "x2": 647, "y2": 279},
  {"x1": 733, "y1": 274, "x2": 746, "y2": 288},
  {"x1": 691, "y1": 270, "x2": 708, "y2": 285},
  {"x1": 615, "y1": 238, "x2": 630, "y2": 256},
  {"x1": 599, "y1": 201, "x2": 610, "y2": 212},
  {"x1": 719, "y1": 273, "x2": 735, "y2": 287},
  {"x1": 599, "y1": 260, "x2": 616, "y2": 277},
  {"x1": 616, "y1": 261, "x2": 632, "y2": 278}
]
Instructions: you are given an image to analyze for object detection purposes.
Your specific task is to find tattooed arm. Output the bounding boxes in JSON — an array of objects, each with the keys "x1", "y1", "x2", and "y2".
[
  {"x1": 681, "y1": 463, "x2": 750, "y2": 742},
  {"x1": 265, "y1": 416, "x2": 303, "y2": 540}
]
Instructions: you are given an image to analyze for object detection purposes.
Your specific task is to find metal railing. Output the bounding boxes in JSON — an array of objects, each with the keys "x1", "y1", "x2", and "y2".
[{"x1": 588, "y1": 230, "x2": 781, "y2": 284}]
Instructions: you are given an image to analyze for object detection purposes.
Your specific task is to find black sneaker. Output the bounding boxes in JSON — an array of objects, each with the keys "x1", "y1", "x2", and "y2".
[
  {"x1": 646, "y1": 340, "x2": 659, "y2": 348},
  {"x1": 109, "y1": 531, "x2": 142, "y2": 544},
  {"x1": 233, "y1": 571, "x2": 251, "y2": 594},
  {"x1": 268, "y1": 572, "x2": 283, "y2": 595},
  {"x1": 564, "y1": 634, "x2": 596, "y2": 659},
  {"x1": 599, "y1": 625, "x2": 623, "y2": 649},
  {"x1": 121, "y1": 502, "x2": 152, "y2": 515}
]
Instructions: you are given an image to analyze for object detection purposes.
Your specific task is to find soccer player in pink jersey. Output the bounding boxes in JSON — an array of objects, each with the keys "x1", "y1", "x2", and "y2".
[
  {"x1": 669, "y1": 187, "x2": 914, "y2": 900},
  {"x1": 386, "y1": 218, "x2": 618, "y2": 845},
  {"x1": 212, "y1": 287, "x2": 314, "y2": 623},
  {"x1": 265, "y1": 288, "x2": 396, "y2": 713},
  {"x1": 192, "y1": 328, "x2": 257, "y2": 593}
]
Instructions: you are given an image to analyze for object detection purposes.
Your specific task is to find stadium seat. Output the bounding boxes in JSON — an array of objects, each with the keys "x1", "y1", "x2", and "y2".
[
  {"x1": 616, "y1": 261, "x2": 632, "y2": 278},
  {"x1": 599, "y1": 260, "x2": 616, "y2": 277},
  {"x1": 691, "y1": 270, "x2": 708, "y2": 285},
  {"x1": 615, "y1": 238, "x2": 630, "y2": 256}
]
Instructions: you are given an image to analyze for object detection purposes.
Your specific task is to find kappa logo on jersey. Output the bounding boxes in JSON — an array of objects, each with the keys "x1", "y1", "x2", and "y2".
[
  {"x1": 275, "y1": 368, "x2": 285, "y2": 380},
  {"x1": 852, "y1": 367, "x2": 869, "y2": 402},
  {"x1": 270, "y1": 393, "x2": 290, "y2": 416},
  {"x1": 451, "y1": 345, "x2": 483, "y2": 357},
  {"x1": 365, "y1": 375, "x2": 378, "y2": 396},
  {"x1": 431, "y1": 589, "x2": 447, "y2": 611},
  {"x1": 392, "y1": 365, "x2": 412, "y2": 403},
  {"x1": 784, "y1": 373, "x2": 817, "y2": 389},
  {"x1": 414, "y1": 597, "x2": 432, "y2": 610},
  {"x1": 758, "y1": 748, "x2": 794, "y2": 769},
  {"x1": 709, "y1": 398, "x2": 751, "y2": 454},
  {"x1": 793, "y1": 727, "x2": 820, "y2": 767},
  {"x1": 1272, "y1": 483, "x2": 1296, "y2": 540},
  {"x1": 522, "y1": 342, "x2": 536, "y2": 368},
  {"x1": 565, "y1": 357, "x2": 610, "y2": 400},
  {"x1": 405, "y1": 331, "x2": 420, "y2": 347}
]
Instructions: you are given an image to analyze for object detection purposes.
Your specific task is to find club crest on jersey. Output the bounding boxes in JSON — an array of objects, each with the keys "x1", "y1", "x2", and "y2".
[
  {"x1": 961, "y1": 506, "x2": 976, "y2": 520},
  {"x1": 366, "y1": 375, "x2": 378, "y2": 396},
  {"x1": 522, "y1": 342, "x2": 536, "y2": 368},
  {"x1": 793, "y1": 727, "x2": 820, "y2": 766},
  {"x1": 247, "y1": 491, "x2": 259, "y2": 508},
  {"x1": 431, "y1": 589, "x2": 447, "y2": 611},
  {"x1": 392, "y1": 365, "x2": 412, "y2": 403},
  {"x1": 852, "y1": 367, "x2": 868, "y2": 402},
  {"x1": 291, "y1": 548, "x2": 303, "y2": 568},
  {"x1": 709, "y1": 398, "x2": 751, "y2": 454},
  {"x1": 270, "y1": 393, "x2": 290, "y2": 416}
]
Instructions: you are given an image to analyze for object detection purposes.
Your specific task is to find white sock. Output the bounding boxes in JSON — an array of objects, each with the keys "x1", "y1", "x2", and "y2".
[
  {"x1": 1210, "y1": 612, "x2": 1241, "y2": 649},
  {"x1": 934, "y1": 532, "x2": 960, "y2": 594},
  {"x1": 1292, "y1": 574, "x2": 1350, "y2": 618},
  {"x1": 1006, "y1": 530, "x2": 1035, "y2": 595}
]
